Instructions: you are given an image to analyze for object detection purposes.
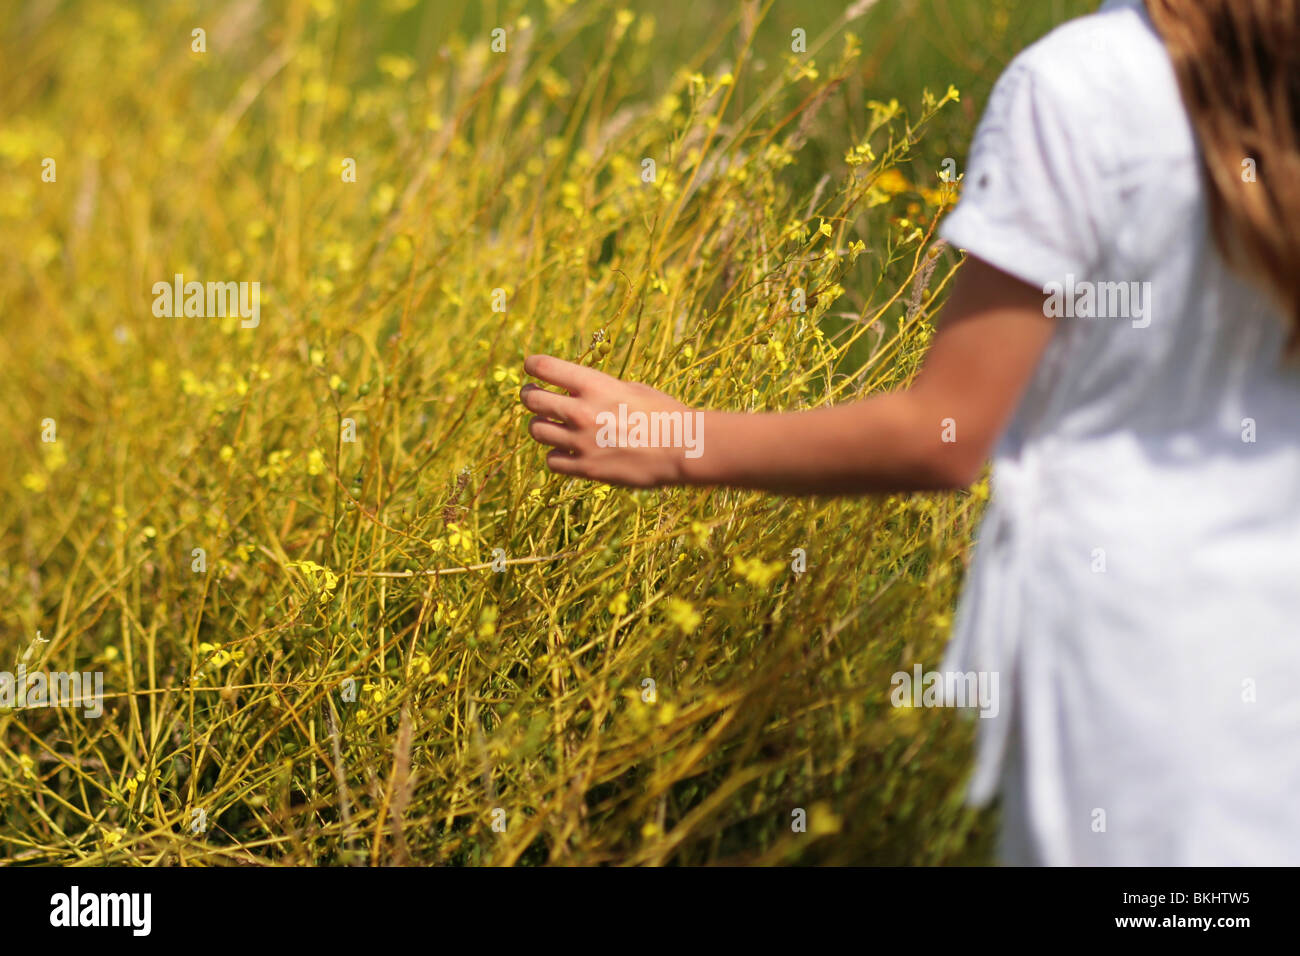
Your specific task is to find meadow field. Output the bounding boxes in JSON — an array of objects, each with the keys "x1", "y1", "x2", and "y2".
[{"x1": 1, "y1": 0, "x2": 1093, "y2": 865}]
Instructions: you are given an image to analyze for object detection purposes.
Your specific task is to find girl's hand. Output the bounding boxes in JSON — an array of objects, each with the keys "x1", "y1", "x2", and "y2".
[
  {"x1": 520, "y1": 354, "x2": 699, "y2": 488},
  {"x1": 519, "y1": 259, "x2": 1052, "y2": 497}
]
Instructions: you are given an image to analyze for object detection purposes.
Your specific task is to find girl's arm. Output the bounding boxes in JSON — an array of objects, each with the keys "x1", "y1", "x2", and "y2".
[{"x1": 521, "y1": 257, "x2": 1054, "y2": 495}]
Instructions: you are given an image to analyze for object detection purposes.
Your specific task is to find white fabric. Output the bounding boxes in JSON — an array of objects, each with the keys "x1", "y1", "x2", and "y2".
[{"x1": 938, "y1": 0, "x2": 1300, "y2": 865}]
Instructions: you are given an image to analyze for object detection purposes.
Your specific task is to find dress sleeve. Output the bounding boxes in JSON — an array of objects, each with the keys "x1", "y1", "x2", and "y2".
[{"x1": 939, "y1": 56, "x2": 1113, "y2": 288}]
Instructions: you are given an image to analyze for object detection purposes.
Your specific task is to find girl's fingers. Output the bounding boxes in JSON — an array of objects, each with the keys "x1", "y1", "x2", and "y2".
[
  {"x1": 545, "y1": 448, "x2": 586, "y2": 477},
  {"x1": 524, "y1": 353, "x2": 612, "y2": 395},
  {"x1": 528, "y1": 415, "x2": 581, "y2": 452},
  {"x1": 519, "y1": 383, "x2": 579, "y2": 423}
]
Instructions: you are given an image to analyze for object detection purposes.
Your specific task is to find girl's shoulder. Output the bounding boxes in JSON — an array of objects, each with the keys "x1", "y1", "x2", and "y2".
[
  {"x1": 999, "y1": 0, "x2": 1186, "y2": 143},
  {"x1": 939, "y1": 0, "x2": 1197, "y2": 295}
]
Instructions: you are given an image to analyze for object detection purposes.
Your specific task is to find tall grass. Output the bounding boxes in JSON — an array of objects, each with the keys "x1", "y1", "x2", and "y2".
[{"x1": 0, "y1": 0, "x2": 1082, "y2": 865}]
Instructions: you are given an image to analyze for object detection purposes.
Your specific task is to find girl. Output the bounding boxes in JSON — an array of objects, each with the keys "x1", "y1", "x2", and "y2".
[{"x1": 519, "y1": 0, "x2": 1300, "y2": 865}]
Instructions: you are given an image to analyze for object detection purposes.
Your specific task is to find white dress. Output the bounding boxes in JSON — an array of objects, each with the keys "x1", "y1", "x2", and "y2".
[{"x1": 938, "y1": 0, "x2": 1300, "y2": 865}]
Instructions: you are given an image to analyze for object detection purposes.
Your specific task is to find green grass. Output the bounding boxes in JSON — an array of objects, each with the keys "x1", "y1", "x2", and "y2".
[{"x1": 1, "y1": 0, "x2": 1090, "y2": 865}]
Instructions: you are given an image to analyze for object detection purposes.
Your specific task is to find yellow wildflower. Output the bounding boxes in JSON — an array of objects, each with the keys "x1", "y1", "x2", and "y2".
[
  {"x1": 732, "y1": 555, "x2": 785, "y2": 587},
  {"x1": 478, "y1": 604, "x2": 499, "y2": 638},
  {"x1": 445, "y1": 523, "x2": 475, "y2": 554},
  {"x1": 377, "y1": 54, "x2": 416, "y2": 81},
  {"x1": 876, "y1": 168, "x2": 911, "y2": 196},
  {"x1": 288, "y1": 559, "x2": 339, "y2": 595},
  {"x1": 666, "y1": 598, "x2": 701, "y2": 634},
  {"x1": 608, "y1": 590, "x2": 629, "y2": 616}
]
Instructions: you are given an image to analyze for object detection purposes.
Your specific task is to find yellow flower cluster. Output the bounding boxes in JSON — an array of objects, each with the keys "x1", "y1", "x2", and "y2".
[
  {"x1": 665, "y1": 598, "x2": 701, "y2": 634},
  {"x1": 197, "y1": 641, "x2": 246, "y2": 670},
  {"x1": 21, "y1": 440, "x2": 68, "y2": 493},
  {"x1": 288, "y1": 559, "x2": 340, "y2": 597},
  {"x1": 731, "y1": 555, "x2": 786, "y2": 588}
]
